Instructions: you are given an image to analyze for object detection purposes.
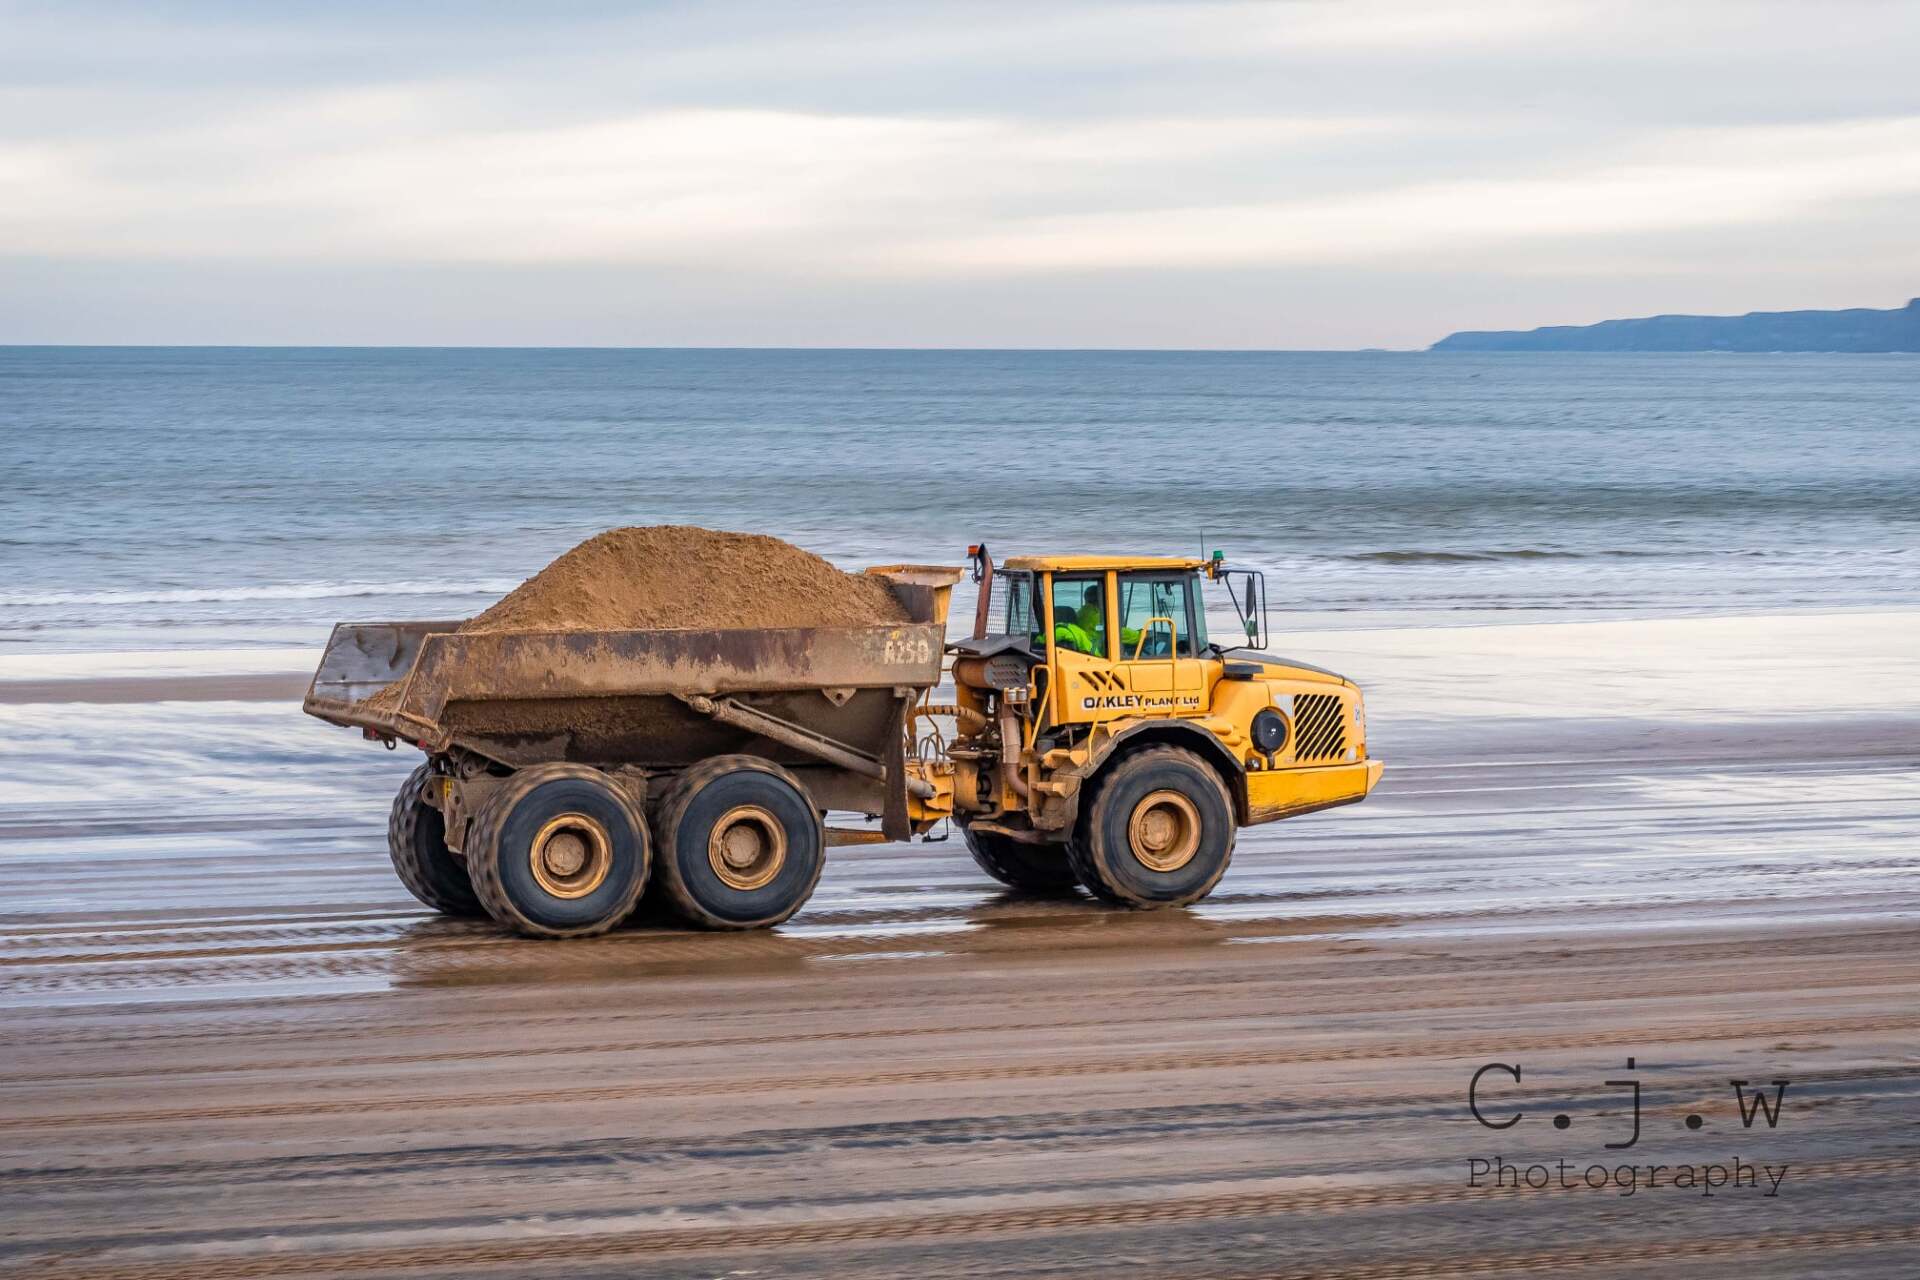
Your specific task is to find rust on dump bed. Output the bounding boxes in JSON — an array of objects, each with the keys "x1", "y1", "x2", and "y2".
[{"x1": 309, "y1": 621, "x2": 943, "y2": 747}]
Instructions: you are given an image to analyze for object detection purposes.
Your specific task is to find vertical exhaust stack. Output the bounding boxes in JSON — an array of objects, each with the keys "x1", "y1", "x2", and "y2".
[
  {"x1": 968, "y1": 543, "x2": 993, "y2": 640},
  {"x1": 964, "y1": 543, "x2": 1026, "y2": 800}
]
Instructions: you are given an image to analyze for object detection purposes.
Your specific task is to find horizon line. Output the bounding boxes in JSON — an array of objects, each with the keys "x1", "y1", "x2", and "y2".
[{"x1": 0, "y1": 342, "x2": 1428, "y2": 354}]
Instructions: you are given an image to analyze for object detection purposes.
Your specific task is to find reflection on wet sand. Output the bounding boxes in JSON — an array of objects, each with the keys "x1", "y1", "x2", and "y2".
[{"x1": 2, "y1": 702, "x2": 1918, "y2": 1277}]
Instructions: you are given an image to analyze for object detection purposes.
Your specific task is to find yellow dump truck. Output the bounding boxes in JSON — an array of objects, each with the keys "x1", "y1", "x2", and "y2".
[{"x1": 305, "y1": 546, "x2": 1380, "y2": 937}]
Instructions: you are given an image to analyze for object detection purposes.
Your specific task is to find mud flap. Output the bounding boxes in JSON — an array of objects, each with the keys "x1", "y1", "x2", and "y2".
[{"x1": 882, "y1": 693, "x2": 911, "y2": 841}]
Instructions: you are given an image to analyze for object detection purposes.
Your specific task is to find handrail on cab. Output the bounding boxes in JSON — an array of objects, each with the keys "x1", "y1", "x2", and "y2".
[{"x1": 1129, "y1": 614, "x2": 1179, "y2": 665}]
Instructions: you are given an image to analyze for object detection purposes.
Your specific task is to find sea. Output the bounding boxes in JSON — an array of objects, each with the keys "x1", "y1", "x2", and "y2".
[{"x1": 3, "y1": 347, "x2": 1916, "y2": 652}]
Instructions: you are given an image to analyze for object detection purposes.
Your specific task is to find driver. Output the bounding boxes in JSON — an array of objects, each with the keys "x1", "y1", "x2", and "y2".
[{"x1": 1054, "y1": 584, "x2": 1108, "y2": 655}]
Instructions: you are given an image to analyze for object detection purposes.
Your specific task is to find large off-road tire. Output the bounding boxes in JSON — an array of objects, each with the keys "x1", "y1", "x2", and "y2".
[
  {"x1": 653, "y1": 755, "x2": 825, "y2": 930},
  {"x1": 1066, "y1": 746, "x2": 1235, "y2": 908},
  {"x1": 466, "y1": 764, "x2": 650, "y2": 939},
  {"x1": 388, "y1": 763, "x2": 483, "y2": 917},
  {"x1": 962, "y1": 825, "x2": 1080, "y2": 894}
]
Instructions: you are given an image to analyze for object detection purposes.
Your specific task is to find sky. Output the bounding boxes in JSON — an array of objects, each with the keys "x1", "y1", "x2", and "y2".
[{"x1": 3, "y1": 0, "x2": 1919, "y2": 348}]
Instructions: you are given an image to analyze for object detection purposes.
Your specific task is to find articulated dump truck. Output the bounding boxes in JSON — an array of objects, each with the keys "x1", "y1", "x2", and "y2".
[{"x1": 305, "y1": 547, "x2": 1382, "y2": 937}]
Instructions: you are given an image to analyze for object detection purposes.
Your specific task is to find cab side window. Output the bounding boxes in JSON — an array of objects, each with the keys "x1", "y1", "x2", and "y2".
[
  {"x1": 1118, "y1": 574, "x2": 1204, "y2": 657},
  {"x1": 1002, "y1": 571, "x2": 1044, "y2": 649},
  {"x1": 1050, "y1": 575, "x2": 1107, "y2": 657}
]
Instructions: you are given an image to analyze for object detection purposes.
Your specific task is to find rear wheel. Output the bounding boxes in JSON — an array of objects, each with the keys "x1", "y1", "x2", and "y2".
[
  {"x1": 388, "y1": 763, "x2": 483, "y2": 917},
  {"x1": 1067, "y1": 747, "x2": 1234, "y2": 908},
  {"x1": 653, "y1": 755, "x2": 825, "y2": 930},
  {"x1": 962, "y1": 825, "x2": 1080, "y2": 894},
  {"x1": 467, "y1": 764, "x2": 650, "y2": 938}
]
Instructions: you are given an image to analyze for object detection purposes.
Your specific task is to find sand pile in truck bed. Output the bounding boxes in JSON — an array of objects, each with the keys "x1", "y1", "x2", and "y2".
[
  {"x1": 359, "y1": 527, "x2": 908, "y2": 715},
  {"x1": 459, "y1": 526, "x2": 909, "y2": 633}
]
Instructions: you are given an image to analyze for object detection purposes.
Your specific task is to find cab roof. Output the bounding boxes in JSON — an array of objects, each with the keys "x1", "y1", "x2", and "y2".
[{"x1": 1001, "y1": 554, "x2": 1209, "y2": 572}]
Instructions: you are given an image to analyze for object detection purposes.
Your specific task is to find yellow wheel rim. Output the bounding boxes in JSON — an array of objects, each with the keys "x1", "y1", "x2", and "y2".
[
  {"x1": 707, "y1": 804, "x2": 788, "y2": 891},
  {"x1": 528, "y1": 813, "x2": 613, "y2": 899},
  {"x1": 1127, "y1": 789, "x2": 1201, "y2": 873}
]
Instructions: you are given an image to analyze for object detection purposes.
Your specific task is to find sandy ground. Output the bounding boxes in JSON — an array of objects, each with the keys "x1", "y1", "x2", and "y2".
[{"x1": 2, "y1": 614, "x2": 1918, "y2": 1277}]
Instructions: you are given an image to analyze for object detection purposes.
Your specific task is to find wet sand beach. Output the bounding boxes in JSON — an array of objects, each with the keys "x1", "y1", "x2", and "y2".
[{"x1": 2, "y1": 612, "x2": 1918, "y2": 1277}]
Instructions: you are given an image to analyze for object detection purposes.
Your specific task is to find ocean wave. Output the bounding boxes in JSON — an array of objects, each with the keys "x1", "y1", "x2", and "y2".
[
  {"x1": 1338, "y1": 548, "x2": 1918, "y2": 566},
  {"x1": 0, "y1": 580, "x2": 523, "y2": 608},
  {"x1": 1341, "y1": 549, "x2": 1658, "y2": 565}
]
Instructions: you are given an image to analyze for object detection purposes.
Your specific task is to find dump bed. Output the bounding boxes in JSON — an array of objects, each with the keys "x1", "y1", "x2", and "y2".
[{"x1": 302, "y1": 568, "x2": 956, "y2": 773}]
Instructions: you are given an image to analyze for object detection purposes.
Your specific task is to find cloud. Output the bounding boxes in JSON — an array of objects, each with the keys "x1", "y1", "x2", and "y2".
[
  {"x1": 0, "y1": 98, "x2": 1421, "y2": 264},
  {"x1": 889, "y1": 117, "x2": 1920, "y2": 272},
  {"x1": 10, "y1": 95, "x2": 1917, "y2": 281},
  {"x1": 1, "y1": 0, "x2": 1917, "y2": 344}
]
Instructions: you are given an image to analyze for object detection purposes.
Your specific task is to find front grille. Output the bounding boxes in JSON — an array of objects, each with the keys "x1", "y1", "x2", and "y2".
[{"x1": 1291, "y1": 694, "x2": 1348, "y2": 762}]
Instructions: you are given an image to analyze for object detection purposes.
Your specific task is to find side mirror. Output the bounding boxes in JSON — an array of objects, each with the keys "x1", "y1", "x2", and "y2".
[{"x1": 1220, "y1": 568, "x2": 1268, "y2": 650}]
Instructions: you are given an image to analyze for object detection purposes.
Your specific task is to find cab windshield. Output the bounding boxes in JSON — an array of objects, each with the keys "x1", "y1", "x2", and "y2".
[{"x1": 1118, "y1": 573, "x2": 1207, "y2": 657}]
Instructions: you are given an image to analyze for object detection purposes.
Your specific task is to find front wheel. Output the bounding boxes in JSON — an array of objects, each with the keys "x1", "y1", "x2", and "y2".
[
  {"x1": 653, "y1": 755, "x2": 825, "y2": 930},
  {"x1": 962, "y1": 825, "x2": 1080, "y2": 895},
  {"x1": 1067, "y1": 747, "x2": 1234, "y2": 908},
  {"x1": 466, "y1": 764, "x2": 650, "y2": 938}
]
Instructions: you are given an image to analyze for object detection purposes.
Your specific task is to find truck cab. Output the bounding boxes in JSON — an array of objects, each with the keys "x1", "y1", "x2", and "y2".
[{"x1": 920, "y1": 549, "x2": 1382, "y2": 907}]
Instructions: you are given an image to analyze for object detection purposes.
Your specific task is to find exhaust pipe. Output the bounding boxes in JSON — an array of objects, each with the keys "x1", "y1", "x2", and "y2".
[
  {"x1": 968, "y1": 542, "x2": 993, "y2": 640},
  {"x1": 968, "y1": 543, "x2": 1027, "y2": 803}
]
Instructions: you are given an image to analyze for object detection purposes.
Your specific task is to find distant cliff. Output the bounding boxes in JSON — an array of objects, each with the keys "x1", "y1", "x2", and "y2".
[{"x1": 1432, "y1": 298, "x2": 1920, "y2": 352}]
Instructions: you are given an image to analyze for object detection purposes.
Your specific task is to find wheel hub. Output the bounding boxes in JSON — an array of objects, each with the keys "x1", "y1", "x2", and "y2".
[
  {"x1": 529, "y1": 813, "x2": 613, "y2": 899},
  {"x1": 1127, "y1": 789, "x2": 1201, "y2": 872},
  {"x1": 708, "y1": 804, "x2": 787, "y2": 891}
]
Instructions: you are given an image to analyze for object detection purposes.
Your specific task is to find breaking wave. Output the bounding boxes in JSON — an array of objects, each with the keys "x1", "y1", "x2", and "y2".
[
  {"x1": 1342, "y1": 549, "x2": 1660, "y2": 565},
  {"x1": 1340, "y1": 547, "x2": 1912, "y2": 566},
  {"x1": 0, "y1": 580, "x2": 523, "y2": 608}
]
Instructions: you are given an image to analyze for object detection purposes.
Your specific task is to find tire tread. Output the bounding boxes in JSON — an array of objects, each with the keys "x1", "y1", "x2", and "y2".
[
  {"x1": 964, "y1": 826, "x2": 1080, "y2": 894},
  {"x1": 387, "y1": 763, "x2": 483, "y2": 917},
  {"x1": 653, "y1": 754, "x2": 826, "y2": 930},
  {"x1": 1066, "y1": 746, "x2": 1235, "y2": 909},
  {"x1": 467, "y1": 763, "x2": 648, "y2": 939}
]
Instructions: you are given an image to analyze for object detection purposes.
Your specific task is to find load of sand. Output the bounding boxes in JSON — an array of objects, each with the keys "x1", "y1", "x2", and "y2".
[
  {"x1": 361, "y1": 527, "x2": 907, "y2": 714},
  {"x1": 459, "y1": 526, "x2": 908, "y2": 633}
]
